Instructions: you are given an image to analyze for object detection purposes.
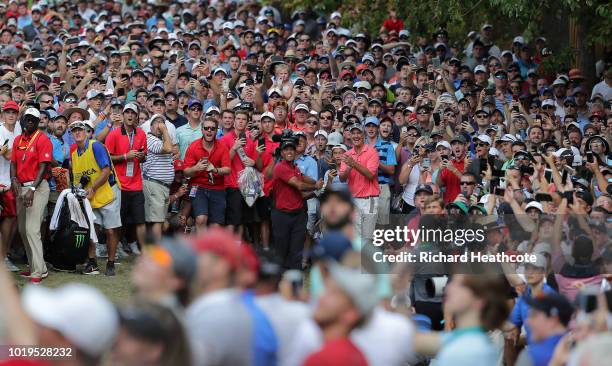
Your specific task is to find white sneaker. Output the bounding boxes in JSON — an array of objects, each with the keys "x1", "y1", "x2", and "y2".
[
  {"x1": 4, "y1": 257, "x2": 19, "y2": 272},
  {"x1": 129, "y1": 242, "x2": 141, "y2": 255},
  {"x1": 117, "y1": 244, "x2": 130, "y2": 258},
  {"x1": 95, "y1": 242, "x2": 108, "y2": 258}
]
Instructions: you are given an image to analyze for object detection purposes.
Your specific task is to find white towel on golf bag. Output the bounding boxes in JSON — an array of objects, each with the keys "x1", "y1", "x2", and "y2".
[{"x1": 49, "y1": 189, "x2": 98, "y2": 242}]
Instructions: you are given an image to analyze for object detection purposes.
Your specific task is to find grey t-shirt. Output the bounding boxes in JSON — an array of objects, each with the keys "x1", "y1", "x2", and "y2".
[{"x1": 186, "y1": 288, "x2": 252, "y2": 366}]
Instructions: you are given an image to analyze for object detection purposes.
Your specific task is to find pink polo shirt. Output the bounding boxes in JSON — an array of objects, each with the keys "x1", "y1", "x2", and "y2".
[{"x1": 340, "y1": 143, "x2": 380, "y2": 198}]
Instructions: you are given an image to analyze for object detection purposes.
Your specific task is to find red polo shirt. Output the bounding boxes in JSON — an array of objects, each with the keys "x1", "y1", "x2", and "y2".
[
  {"x1": 105, "y1": 126, "x2": 147, "y2": 191},
  {"x1": 257, "y1": 134, "x2": 279, "y2": 196},
  {"x1": 290, "y1": 122, "x2": 307, "y2": 132},
  {"x1": 219, "y1": 130, "x2": 257, "y2": 189},
  {"x1": 184, "y1": 139, "x2": 230, "y2": 190},
  {"x1": 272, "y1": 159, "x2": 304, "y2": 211},
  {"x1": 440, "y1": 158, "x2": 466, "y2": 203},
  {"x1": 339, "y1": 144, "x2": 380, "y2": 198},
  {"x1": 11, "y1": 131, "x2": 52, "y2": 183}
]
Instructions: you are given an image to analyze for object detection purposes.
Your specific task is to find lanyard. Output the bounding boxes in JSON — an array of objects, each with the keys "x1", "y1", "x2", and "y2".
[
  {"x1": 127, "y1": 130, "x2": 135, "y2": 151},
  {"x1": 18, "y1": 130, "x2": 40, "y2": 162}
]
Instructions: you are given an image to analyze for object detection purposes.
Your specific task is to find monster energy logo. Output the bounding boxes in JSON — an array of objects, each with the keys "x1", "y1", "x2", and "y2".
[{"x1": 75, "y1": 234, "x2": 86, "y2": 248}]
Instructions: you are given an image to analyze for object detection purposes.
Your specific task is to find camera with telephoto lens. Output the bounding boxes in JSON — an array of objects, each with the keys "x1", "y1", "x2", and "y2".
[
  {"x1": 74, "y1": 175, "x2": 90, "y2": 198},
  {"x1": 271, "y1": 129, "x2": 299, "y2": 158}
]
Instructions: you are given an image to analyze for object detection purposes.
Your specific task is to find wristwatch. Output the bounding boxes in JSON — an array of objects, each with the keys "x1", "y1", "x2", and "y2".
[{"x1": 28, "y1": 186, "x2": 36, "y2": 192}]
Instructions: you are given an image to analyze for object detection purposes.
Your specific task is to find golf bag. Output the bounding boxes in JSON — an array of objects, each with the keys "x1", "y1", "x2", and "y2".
[{"x1": 46, "y1": 190, "x2": 92, "y2": 271}]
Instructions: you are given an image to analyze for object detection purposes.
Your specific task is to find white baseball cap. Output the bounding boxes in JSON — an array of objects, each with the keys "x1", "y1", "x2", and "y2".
[
  {"x1": 498, "y1": 134, "x2": 518, "y2": 143},
  {"x1": 525, "y1": 201, "x2": 544, "y2": 213},
  {"x1": 474, "y1": 64, "x2": 487, "y2": 74},
  {"x1": 22, "y1": 284, "x2": 119, "y2": 357},
  {"x1": 552, "y1": 77, "x2": 567, "y2": 87},
  {"x1": 24, "y1": 108, "x2": 41, "y2": 119},
  {"x1": 205, "y1": 105, "x2": 221, "y2": 114},
  {"x1": 332, "y1": 143, "x2": 348, "y2": 151},
  {"x1": 86, "y1": 89, "x2": 104, "y2": 100},
  {"x1": 123, "y1": 102, "x2": 139, "y2": 114},
  {"x1": 314, "y1": 130, "x2": 328, "y2": 139},
  {"x1": 436, "y1": 141, "x2": 451, "y2": 150},
  {"x1": 261, "y1": 111, "x2": 276, "y2": 121},
  {"x1": 353, "y1": 81, "x2": 371, "y2": 90},
  {"x1": 513, "y1": 36, "x2": 525, "y2": 44},
  {"x1": 294, "y1": 104, "x2": 309, "y2": 112},
  {"x1": 327, "y1": 131, "x2": 343, "y2": 146},
  {"x1": 541, "y1": 99, "x2": 555, "y2": 107},
  {"x1": 475, "y1": 134, "x2": 492, "y2": 145}
]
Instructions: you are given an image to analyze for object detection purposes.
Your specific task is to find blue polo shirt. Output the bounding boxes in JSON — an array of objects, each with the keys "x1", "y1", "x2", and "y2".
[
  {"x1": 527, "y1": 333, "x2": 565, "y2": 366},
  {"x1": 367, "y1": 138, "x2": 397, "y2": 185},
  {"x1": 510, "y1": 283, "x2": 556, "y2": 344},
  {"x1": 295, "y1": 154, "x2": 318, "y2": 181}
]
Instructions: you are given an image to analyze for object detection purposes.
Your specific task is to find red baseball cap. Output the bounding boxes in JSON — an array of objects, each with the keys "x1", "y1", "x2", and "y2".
[
  {"x1": 240, "y1": 244, "x2": 259, "y2": 273},
  {"x1": 3, "y1": 100, "x2": 19, "y2": 112},
  {"x1": 174, "y1": 159, "x2": 185, "y2": 171},
  {"x1": 339, "y1": 70, "x2": 354, "y2": 80},
  {"x1": 191, "y1": 228, "x2": 243, "y2": 270}
]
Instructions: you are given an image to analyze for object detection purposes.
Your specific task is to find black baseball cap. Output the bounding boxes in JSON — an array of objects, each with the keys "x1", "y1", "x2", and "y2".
[
  {"x1": 525, "y1": 293, "x2": 574, "y2": 326},
  {"x1": 415, "y1": 184, "x2": 433, "y2": 195}
]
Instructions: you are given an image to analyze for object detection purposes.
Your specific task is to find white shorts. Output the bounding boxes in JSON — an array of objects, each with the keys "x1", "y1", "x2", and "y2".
[{"x1": 93, "y1": 185, "x2": 122, "y2": 230}]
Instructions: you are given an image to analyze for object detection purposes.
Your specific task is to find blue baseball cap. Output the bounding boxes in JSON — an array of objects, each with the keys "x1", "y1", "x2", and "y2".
[
  {"x1": 187, "y1": 99, "x2": 203, "y2": 109},
  {"x1": 309, "y1": 231, "x2": 353, "y2": 261},
  {"x1": 364, "y1": 116, "x2": 379, "y2": 126}
]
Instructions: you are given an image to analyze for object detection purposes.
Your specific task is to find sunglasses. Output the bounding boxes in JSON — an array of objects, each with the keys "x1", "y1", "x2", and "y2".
[
  {"x1": 489, "y1": 63, "x2": 501, "y2": 67},
  {"x1": 202, "y1": 126, "x2": 216, "y2": 132},
  {"x1": 475, "y1": 142, "x2": 489, "y2": 147},
  {"x1": 407, "y1": 133, "x2": 419, "y2": 137},
  {"x1": 306, "y1": 120, "x2": 318, "y2": 125},
  {"x1": 190, "y1": 107, "x2": 203, "y2": 111},
  {"x1": 460, "y1": 181, "x2": 475, "y2": 185},
  {"x1": 40, "y1": 99, "x2": 53, "y2": 104},
  {"x1": 542, "y1": 106, "x2": 554, "y2": 109}
]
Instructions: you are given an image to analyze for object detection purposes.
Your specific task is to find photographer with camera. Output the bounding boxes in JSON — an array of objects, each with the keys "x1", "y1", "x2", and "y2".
[
  {"x1": 272, "y1": 131, "x2": 323, "y2": 270},
  {"x1": 70, "y1": 120, "x2": 121, "y2": 277}
]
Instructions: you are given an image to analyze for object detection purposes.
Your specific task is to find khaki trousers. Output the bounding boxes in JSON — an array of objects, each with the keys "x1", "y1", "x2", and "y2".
[{"x1": 17, "y1": 180, "x2": 49, "y2": 277}]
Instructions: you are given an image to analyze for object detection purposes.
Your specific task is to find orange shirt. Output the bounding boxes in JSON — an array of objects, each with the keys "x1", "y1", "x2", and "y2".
[{"x1": 339, "y1": 144, "x2": 380, "y2": 198}]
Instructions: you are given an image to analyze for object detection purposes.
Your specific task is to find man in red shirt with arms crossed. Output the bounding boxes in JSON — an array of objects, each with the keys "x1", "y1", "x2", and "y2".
[
  {"x1": 184, "y1": 118, "x2": 231, "y2": 232},
  {"x1": 272, "y1": 132, "x2": 322, "y2": 270},
  {"x1": 10, "y1": 108, "x2": 53, "y2": 283}
]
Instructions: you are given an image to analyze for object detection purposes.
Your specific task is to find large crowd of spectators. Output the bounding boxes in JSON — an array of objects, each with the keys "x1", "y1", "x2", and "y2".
[{"x1": 0, "y1": 1, "x2": 610, "y2": 365}]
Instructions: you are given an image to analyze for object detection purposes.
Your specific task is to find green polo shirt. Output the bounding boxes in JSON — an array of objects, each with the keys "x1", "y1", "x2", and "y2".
[{"x1": 176, "y1": 121, "x2": 202, "y2": 159}]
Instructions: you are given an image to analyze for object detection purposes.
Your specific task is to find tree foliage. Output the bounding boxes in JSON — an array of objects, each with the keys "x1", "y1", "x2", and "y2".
[{"x1": 271, "y1": 0, "x2": 611, "y2": 47}]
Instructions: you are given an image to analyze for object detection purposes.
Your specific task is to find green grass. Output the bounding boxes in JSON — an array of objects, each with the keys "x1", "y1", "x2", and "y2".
[{"x1": 12, "y1": 258, "x2": 135, "y2": 304}]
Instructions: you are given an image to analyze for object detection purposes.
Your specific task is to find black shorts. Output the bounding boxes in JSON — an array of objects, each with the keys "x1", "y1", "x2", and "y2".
[
  {"x1": 225, "y1": 188, "x2": 245, "y2": 226},
  {"x1": 255, "y1": 196, "x2": 272, "y2": 220},
  {"x1": 121, "y1": 190, "x2": 146, "y2": 225}
]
